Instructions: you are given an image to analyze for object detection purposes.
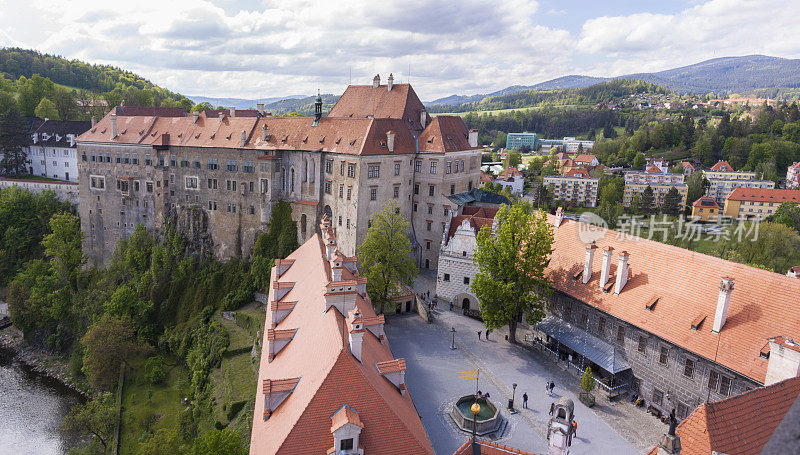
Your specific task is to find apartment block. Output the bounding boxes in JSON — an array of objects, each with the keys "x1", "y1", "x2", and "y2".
[
  {"x1": 722, "y1": 188, "x2": 800, "y2": 220},
  {"x1": 544, "y1": 169, "x2": 600, "y2": 207},
  {"x1": 623, "y1": 182, "x2": 688, "y2": 209}
]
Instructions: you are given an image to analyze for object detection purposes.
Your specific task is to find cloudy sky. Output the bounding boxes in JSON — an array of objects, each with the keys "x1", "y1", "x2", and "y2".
[{"x1": 1, "y1": 0, "x2": 799, "y2": 101}]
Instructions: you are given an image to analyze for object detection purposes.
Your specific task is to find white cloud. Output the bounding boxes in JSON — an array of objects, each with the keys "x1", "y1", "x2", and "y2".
[{"x1": 0, "y1": 0, "x2": 798, "y2": 100}]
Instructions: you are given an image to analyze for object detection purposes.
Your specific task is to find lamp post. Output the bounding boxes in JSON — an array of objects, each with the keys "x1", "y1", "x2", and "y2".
[
  {"x1": 451, "y1": 327, "x2": 457, "y2": 350},
  {"x1": 509, "y1": 383, "x2": 517, "y2": 413},
  {"x1": 471, "y1": 401, "x2": 481, "y2": 455}
]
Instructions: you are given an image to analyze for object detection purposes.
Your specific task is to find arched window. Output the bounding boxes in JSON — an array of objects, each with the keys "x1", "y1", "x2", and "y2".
[
  {"x1": 290, "y1": 168, "x2": 295, "y2": 193},
  {"x1": 324, "y1": 205, "x2": 333, "y2": 218}
]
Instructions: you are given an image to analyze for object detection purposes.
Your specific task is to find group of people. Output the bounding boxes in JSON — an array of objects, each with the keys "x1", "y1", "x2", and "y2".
[
  {"x1": 476, "y1": 328, "x2": 492, "y2": 340},
  {"x1": 419, "y1": 291, "x2": 438, "y2": 313}
]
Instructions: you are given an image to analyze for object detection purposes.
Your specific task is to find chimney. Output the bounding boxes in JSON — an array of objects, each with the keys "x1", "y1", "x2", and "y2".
[
  {"x1": 387, "y1": 131, "x2": 395, "y2": 153},
  {"x1": 614, "y1": 251, "x2": 630, "y2": 294},
  {"x1": 240, "y1": 130, "x2": 247, "y2": 147},
  {"x1": 192, "y1": 111, "x2": 199, "y2": 123},
  {"x1": 349, "y1": 312, "x2": 364, "y2": 362},
  {"x1": 553, "y1": 206, "x2": 564, "y2": 228},
  {"x1": 218, "y1": 111, "x2": 225, "y2": 121},
  {"x1": 373, "y1": 74, "x2": 380, "y2": 88},
  {"x1": 599, "y1": 246, "x2": 614, "y2": 291},
  {"x1": 765, "y1": 336, "x2": 800, "y2": 385},
  {"x1": 261, "y1": 124, "x2": 268, "y2": 141},
  {"x1": 387, "y1": 73, "x2": 394, "y2": 91},
  {"x1": 31, "y1": 133, "x2": 38, "y2": 144},
  {"x1": 91, "y1": 116, "x2": 97, "y2": 128},
  {"x1": 110, "y1": 114, "x2": 118, "y2": 138},
  {"x1": 712, "y1": 277, "x2": 734, "y2": 333},
  {"x1": 468, "y1": 129, "x2": 478, "y2": 148},
  {"x1": 582, "y1": 244, "x2": 597, "y2": 284},
  {"x1": 229, "y1": 107, "x2": 235, "y2": 118},
  {"x1": 788, "y1": 266, "x2": 800, "y2": 279},
  {"x1": 420, "y1": 109, "x2": 427, "y2": 128},
  {"x1": 257, "y1": 103, "x2": 265, "y2": 114}
]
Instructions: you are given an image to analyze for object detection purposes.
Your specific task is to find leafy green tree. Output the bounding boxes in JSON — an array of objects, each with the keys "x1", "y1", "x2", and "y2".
[
  {"x1": 639, "y1": 186, "x2": 655, "y2": 213},
  {"x1": 137, "y1": 428, "x2": 187, "y2": 455},
  {"x1": 493, "y1": 131, "x2": 507, "y2": 150},
  {"x1": 0, "y1": 92, "x2": 31, "y2": 177},
  {"x1": 357, "y1": 200, "x2": 418, "y2": 314},
  {"x1": 603, "y1": 124, "x2": 617, "y2": 139},
  {"x1": 252, "y1": 200, "x2": 297, "y2": 260},
  {"x1": 472, "y1": 201, "x2": 553, "y2": 343},
  {"x1": 17, "y1": 74, "x2": 55, "y2": 116},
  {"x1": 773, "y1": 201, "x2": 800, "y2": 234},
  {"x1": 661, "y1": 187, "x2": 681, "y2": 216},
  {"x1": 580, "y1": 367, "x2": 595, "y2": 394},
  {"x1": 63, "y1": 392, "x2": 116, "y2": 452},
  {"x1": 41, "y1": 212, "x2": 83, "y2": 290},
  {"x1": 508, "y1": 150, "x2": 522, "y2": 168},
  {"x1": 82, "y1": 314, "x2": 140, "y2": 390},
  {"x1": 34, "y1": 97, "x2": 59, "y2": 120},
  {"x1": 597, "y1": 201, "x2": 624, "y2": 229},
  {"x1": 633, "y1": 152, "x2": 646, "y2": 169},
  {"x1": 686, "y1": 172, "x2": 710, "y2": 209},
  {"x1": 716, "y1": 221, "x2": 800, "y2": 273},
  {"x1": 190, "y1": 429, "x2": 247, "y2": 455}
]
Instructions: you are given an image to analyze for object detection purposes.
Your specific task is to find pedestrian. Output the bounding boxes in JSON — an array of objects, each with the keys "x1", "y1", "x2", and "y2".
[
  {"x1": 549, "y1": 402, "x2": 554, "y2": 416},
  {"x1": 571, "y1": 420, "x2": 577, "y2": 437},
  {"x1": 477, "y1": 331, "x2": 482, "y2": 340},
  {"x1": 485, "y1": 329, "x2": 490, "y2": 340},
  {"x1": 549, "y1": 381, "x2": 555, "y2": 395},
  {"x1": 545, "y1": 381, "x2": 550, "y2": 396},
  {"x1": 450, "y1": 302, "x2": 454, "y2": 311},
  {"x1": 522, "y1": 392, "x2": 528, "y2": 409},
  {"x1": 427, "y1": 290, "x2": 430, "y2": 298}
]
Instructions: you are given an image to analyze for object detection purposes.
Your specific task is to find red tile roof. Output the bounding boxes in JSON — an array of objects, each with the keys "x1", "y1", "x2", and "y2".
[
  {"x1": 573, "y1": 154, "x2": 597, "y2": 164},
  {"x1": 417, "y1": 116, "x2": 480, "y2": 154},
  {"x1": 726, "y1": 187, "x2": 800, "y2": 203},
  {"x1": 328, "y1": 83, "x2": 427, "y2": 131},
  {"x1": 658, "y1": 376, "x2": 800, "y2": 455},
  {"x1": 546, "y1": 215, "x2": 800, "y2": 384},
  {"x1": 453, "y1": 439, "x2": 538, "y2": 455},
  {"x1": 250, "y1": 232, "x2": 434, "y2": 455},
  {"x1": 710, "y1": 160, "x2": 734, "y2": 171},
  {"x1": 692, "y1": 196, "x2": 720, "y2": 208},
  {"x1": 330, "y1": 404, "x2": 363, "y2": 431},
  {"x1": 565, "y1": 168, "x2": 590, "y2": 178},
  {"x1": 375, "y1": 358, "x2": 406, "y2": 374},
  {"x1": 445, "y1": 207, "x2": 499, "y2": 244},
  {"x1": 645, "y1": 165, "x2": 662, "y2": 173}
]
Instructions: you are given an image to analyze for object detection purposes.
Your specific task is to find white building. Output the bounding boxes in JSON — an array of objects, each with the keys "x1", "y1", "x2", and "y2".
[
  {"x1": 495, "y1": 167, "x2": 525, "y2": 195},
  {"x1": 436, "y1": 206, "x2": 499, "y2": 311},
  {"x1": 562, "y1": 137, "x2": 594, "y2": 154},
  {"x1": 787, "y1": 162, "x2": 800, "y2": 189},
  {"x1": 27, "y1": 120, "x2": 91, "y2": 182}
]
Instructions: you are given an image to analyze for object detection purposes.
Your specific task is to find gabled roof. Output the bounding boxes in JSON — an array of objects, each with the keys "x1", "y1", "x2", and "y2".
[
  {"x1": 546, "y1": 215, "x2": 800, "y2": 384},
  {"x1": 692, "y1": 196, "x2": 720, "y2": 208},
  {"x1": 113, "y1": 106, "x2": 187, "y2": 117},
  {"x1": 645, "y1": 165, "x2": 663, "y2": 174},
  {"x1": 565, "y1": 168, "x2": 590, "y2": 178},
  {"x1": 328, "y1": 82, "x2": 426, "y2": 131},
  {"x1": 330, "y1": 404, "x2": 363, "y2": 431},
  {"x1": 710, "y1": 160, "x2": 734, "y2": 171},
  {"x1": 726, "y1": 188, "x2": 800, "y2": 203},
  {"x1": 445, "y1": 206, "x2": 499, "y2": 244},
  {"x1": 573, "y1": 154, "x2": 597, "y2": 163},
  {"x1": 653, "y1": 376, "x2": 800, "y2": 455},
  {"x1": 417, "y1": 116, "x2": 479, "y2": 154},
  {"x1": 251, "y1": 234, "x2": 433, "y2": 455},
  {"x1": 33, "y1": 120, "x2": 91, "y2": 147}
]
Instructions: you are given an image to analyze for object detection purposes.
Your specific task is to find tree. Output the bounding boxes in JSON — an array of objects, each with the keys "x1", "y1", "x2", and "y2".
[
  {"x1": 773, "y1": 201, "x2": 800, "y2": 233},
  {"x1": 137, "y1": 429, "x2": 187, "y2": 455},
  {"x1": 492, "y1": 131, "x2": 507, "y2": 150},
  {"x1": 717, "y1": 222, "x2": 800, "y2": 273},
  {"x1": 34, "y1": 97, "x2": 59, "y2": 120},
  {"x1": 252, "y1": 200, "x2": 297, "y2": 260},
  {"x1": 190, "y1": 429, "x2": 247, "y2": 455},
  {"x1": 0, "y1": 92, "x2": 30, "y2": 177},
  {"x1": 508, "y1": 150, "x2": 522, "y2": 168},
  {"x1": 472, "y1": 201, "x2": 553, "y2": 343},
  {"x1": 580, "y1": 367, "x2": 595, "y2": 394},
  {"x1": 63, "y1": 392, "x2": 116, "y2": 452},
  {"x1": 661, "y1": 187, "x2": 681, "y2": 216},
  {"x1": 639, "y1": 186, "x2": 655, "y2": 214},
  {"x1": 603, "y1": 124, "x2": 617, "y2": 139},
  {"x1": 632, "y1": 152, "x2": 646, "y2": 169},
  {"x1": 82, "y1": 314, "x2": 140, "y2": 390},
  {"x1": 597, "y1": 201, "x2": 624, "y2": 228},
  {"x1": 41, "y1": 212, "x2": 83, "y2": 290},
  {"x1": 686, "y1": 172, "x2": 710, "y2": 210},
  {"x1": 358, "y1": 200, "x2": 418, "y2": 314}
]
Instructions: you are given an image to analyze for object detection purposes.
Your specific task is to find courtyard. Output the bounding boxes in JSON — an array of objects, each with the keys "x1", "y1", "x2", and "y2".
[{"x1": 385, "y1": 309, "x2": 662, "y2": 454}]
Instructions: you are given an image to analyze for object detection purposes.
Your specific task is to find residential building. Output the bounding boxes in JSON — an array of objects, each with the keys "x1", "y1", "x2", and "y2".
[
  {"x1": 436, "y1": 206, "x2": 500, "y2": 310},
  {"x1": 562, "y1": 137, "x2": 594, "y2": 154},
  {"x1": 624, "y1": 170, "x2": 684, "y2": 186},
  {"x1": 505, "y1": 132, "x2": 537, "y2": 151},
  {"x1": 680, "y1": 161, "x2": 695, "y2": 176},
  {"x1": 28, "y1": 119, "x2": 91, "y2": 182},
  {"x1": 722, "y1": 188, "x2": 800, "y2": 219},
  {"x1": 572, "y1": 154, "x2": 599, "y2": 168},
  {"x1": 479, "y1": 171, "x2": 493, "y2": 188},
  {"x1": 647, "y1": 376, "x2": 800, "y2": 455},
  {"x1": 494, "y1": 167, "x2": 524, "y2": 194},
  {"x1": 690, "y1": 196, "x2": 720, "y2": 222},
  {"x1": 704, "y1": 160, "x2": 775, "y2": 204},
  {"x1": 76, "y1": 76, "x2": 481, "y2": 267},
  {"x1": 538, "y1": 214, "x2": 800, "y2": 423},
  {"x1": 544, "y1": 169, "x2": 600, "y2": 207},
  {"x1": 250, "y1": 216, "x2": 434, "y2": 454},
  {"x1": 787, "y1": 161, "x2": 800, "y2": 189},
  {"x1": 645, "y1": 158, "x2": 669, "y2": 174},
  {"x1": 623, "y1": 182, "x2": 688, "y2": 209}
]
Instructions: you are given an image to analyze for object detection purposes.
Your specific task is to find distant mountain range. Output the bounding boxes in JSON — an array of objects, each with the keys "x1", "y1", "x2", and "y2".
[
  {"x1": 187, "y1": 94, "x2": 308, "y2": 110},
  {"x1": 426, "y1": 55, "x2": 800, "y2": 107}
]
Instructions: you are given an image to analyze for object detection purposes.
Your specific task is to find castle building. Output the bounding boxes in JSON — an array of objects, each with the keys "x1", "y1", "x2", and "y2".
[
  {"x1": 28, "y1": 119, "x2": 91, "y2": 182},
  {"x1": 76, "y1": 76, "x2": 481, "y2": 267},
  {"x1": 249, "y1": 215, "x2": 434, "y2": 454}
]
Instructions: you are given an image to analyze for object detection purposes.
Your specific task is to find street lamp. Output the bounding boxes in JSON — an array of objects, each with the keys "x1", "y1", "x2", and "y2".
[
  {"x1": 451, "y1": 327, "x2": 457, "y2": 350},
  {"x1": 509, "y1": 383, "x2": 517, "y2": 413}
]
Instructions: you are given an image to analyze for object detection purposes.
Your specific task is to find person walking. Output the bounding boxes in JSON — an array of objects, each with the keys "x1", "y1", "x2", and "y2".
[
  {"x1": 485, "y1": 329, "x2": 490, "y2": 340},
  {"x1": 545, "y1": 381, "x2": 551, "y2": 397},
  {"x1": 522, "y1": 392, "x2": 528, "y2": 409},
  {"x1": 450, "y1": 302, "x2": 454, "y2": 311},
  {"x1": 549, "y1": 380, "x2": 555, "y2": 395},
  {"x1": 571, "y1": 420, "x2": 578, "y2": 437},
  {"x1": 549, "y1": 402, "x2": 554, "y2": 416},
  {"x1": 477, "y1": 331, "x2": 482, "y2": 340}
]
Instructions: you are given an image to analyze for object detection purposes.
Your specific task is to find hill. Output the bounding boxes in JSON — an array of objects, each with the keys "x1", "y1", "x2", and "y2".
[
  {"x1": 187, "y1": 94, "x2": 307, "y2": 110},
  {"x1": 427, "y1": 55, "x2": 800, "y2": 110}
]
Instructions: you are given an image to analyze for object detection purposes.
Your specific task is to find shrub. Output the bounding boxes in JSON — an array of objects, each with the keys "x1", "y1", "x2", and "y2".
[
  {"x1": 144, "y1": 355, "x2": 166, "y2": 385},
  {"x1": 580, "y1": 367, "x2": 595, "y2": 394},
  {"x1": 226, "y1": 400, "x2": 247, "y2": 421}
]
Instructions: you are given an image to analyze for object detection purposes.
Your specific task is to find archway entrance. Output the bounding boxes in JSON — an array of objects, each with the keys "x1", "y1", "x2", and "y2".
[{"x1": 462, "y1": 298, "x2": 470, "y2": 310}]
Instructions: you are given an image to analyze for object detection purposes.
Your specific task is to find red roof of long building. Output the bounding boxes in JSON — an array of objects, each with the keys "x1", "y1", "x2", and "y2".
[
  {"x1": 328, "y1": 82, "x2": 427, "y2": 131},
  {"x1": 726, "y1": 187, "x2": 800, "y2": 203},
  {"x1": 417, "y1": 116, "x2": 481, "y2": 154}
]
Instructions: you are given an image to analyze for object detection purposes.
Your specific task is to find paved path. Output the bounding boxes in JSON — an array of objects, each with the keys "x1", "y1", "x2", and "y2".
[{"x1": 386, "y1": 311, "x2": 647, "y2": 455}]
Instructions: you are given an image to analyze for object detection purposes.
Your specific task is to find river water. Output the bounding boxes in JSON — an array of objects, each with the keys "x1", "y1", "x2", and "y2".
[{"x1": 0, "y1": 348, "x2": 84, "y2": 455}]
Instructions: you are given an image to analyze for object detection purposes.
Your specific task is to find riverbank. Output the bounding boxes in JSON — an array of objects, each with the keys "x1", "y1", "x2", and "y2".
[{"x1": 0, "y1": 326, "x2": 91, "y2": 396}]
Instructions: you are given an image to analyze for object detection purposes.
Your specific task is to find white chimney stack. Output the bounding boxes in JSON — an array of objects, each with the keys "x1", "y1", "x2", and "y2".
[
  {"x1": 229, "y1": 107, "x2": 235, "y2": 118},
  {"x1": 582, "y1": 244, "x2": 597, "y2": 284},
  {"x1": 240, "y1": 130, "x2": 247, "y2": 147},
  {"x1": 599, "y1": 246, "x2": 614, "y2": 291},
  {"x1": 387, "y1": 73, "x2": 394, "y2": 91},
  {"x1": 192, "y1": 111, "x2": 199, "y2": 123},
  {"x1": 257, "y1": 103, "x2": 265, "y2": 114},
  {"x1": 373, "y1": 74, "x2": 380, "y2": 88},
  {"x1": 788, "y1": 266, "x2": 800, "y2": 279},
  {"x1": 765, "y1": 336, "x2": 800, "y2": 385},
  {"x1": 110, "y1": 114, "x2": 118, "y2": 138},
  {"x1": 349, "y1": 312, "x2": 364, "y2": 362},
  {"x1": 387, "y1": 131, "x2": 395, "y2": 153},
  {"x1": 468, "y1": 129, "x2": 478, "y2": 148},
  {"x1": 261, "y1": 124, "x2": 268, "y2": 141},
  {"x1": 218, "y1": 111, "x2": 225, "y2": 121},
  {"x1": 420, "y1": 109, "x2": 427, "y2": 128},
  {"x1": 91, "y1": 116, "x2": 97, "y2": 128},
  {"x1": 614, "y1": 251, "x2": 630, "y2": 295},
  {"x1": 712, "y1": 277, "x2": 734, "y2": 333}
]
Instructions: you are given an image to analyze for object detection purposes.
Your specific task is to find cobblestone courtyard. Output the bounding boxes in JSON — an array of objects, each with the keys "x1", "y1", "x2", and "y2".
[{"x1": 385, "y1": 308, "x2": 664, "y2": 454}]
